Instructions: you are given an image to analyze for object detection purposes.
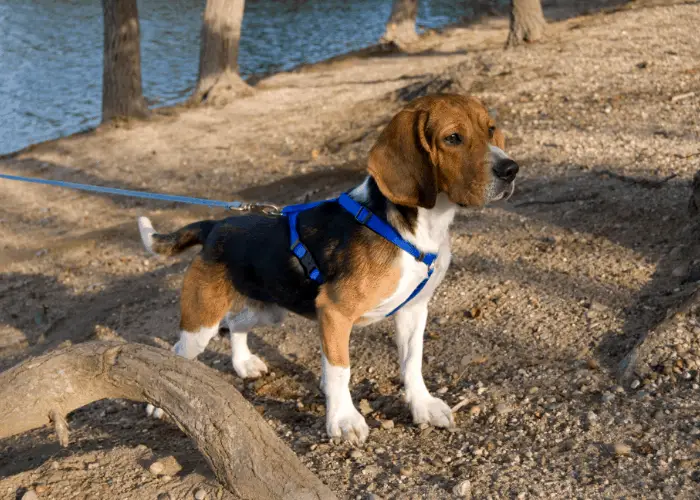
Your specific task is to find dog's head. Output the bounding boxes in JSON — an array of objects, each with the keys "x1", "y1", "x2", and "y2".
[{"x1": 368, "y1": 94, "x2": 518, "y2": 209}]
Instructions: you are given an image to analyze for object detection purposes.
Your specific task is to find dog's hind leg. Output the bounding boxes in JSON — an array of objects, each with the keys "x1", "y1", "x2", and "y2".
[
  {"x1": 172, "y1": 256, "x2": 238, "y2": 359},
  {"x1": 225, "y1": 302, "x2": 286, "y2": 379},
  {"x1": 147, "y1": 255, "x2": 237, "y2": 419}
]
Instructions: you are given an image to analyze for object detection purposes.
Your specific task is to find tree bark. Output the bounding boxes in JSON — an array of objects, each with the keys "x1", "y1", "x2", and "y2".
[
  {"x1": 506, "y1": 0, "x2": 546, "y2": 48},
  {"x1": 0, "y1": 342, "x2": 336, "y2": 500},
  {"x1": 191, "y1": 0, "x2": 251, "y2": 105},
  {"x1": 381, "y1": 0, "x2": 419, "y2": 48},
  {"x1": 101, "y1": 0, "x2": 149, "y2": 122}
]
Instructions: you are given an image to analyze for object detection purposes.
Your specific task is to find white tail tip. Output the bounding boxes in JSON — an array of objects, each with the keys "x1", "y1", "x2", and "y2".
[{"x1": 137, "y1": 216, "x2": 156, "y2": 255}]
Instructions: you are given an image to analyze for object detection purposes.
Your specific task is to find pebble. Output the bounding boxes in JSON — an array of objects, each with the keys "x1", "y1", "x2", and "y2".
[
  {"x1": 194, "y1": 488, "x2": 207, "y2": 500},
  {"x1": 149, "y1": 461, "x2": 165, "y2": 475},
  {"x1": 630, "y1": 380, "x2": 641, "y2": 389},
  {"x1": 469, "y1": 405, "x2": 481, "y2": 417},
  {"x1": 613, "y1": 443, "x2": 632, "y2": 456},
  {"x1": 399, "y1": 465, "x2": 413, "y2": 477},
  {"x1": 495, "y1": 403, "x2": 511, "y2": 415},
  {"x1": 157, "y1": 494, "x2": 172, "y2": 500},
  {"x1": 381, "y1": 419, "x2": 395, "y2": 430},
  {"x1": 437, "y1": 386, "x2": 449, "y2": 394},
  {"x1": 362, "y1": 465, "x2": 381, "y2": 476},
  {"x1": 359, "y1": 399, "x2": 373, "y2": 416},
  {"x1": 34, "y1": 486, "x2": 47, "y2": 494},
  {"x1": 350, "y1": 449, "x2": 363, "y2": 459},
  {"x1": 452, "y1": 479, "x2": 472, "y2": 498},
  {"x1": 587, "y1": 411, "x2": 598, "y2": 423},
  {"x1": 148, "y1": 456, "x2": 182, "y2": 476},
  {"x1": 601, "y1": 392, "x2": 614, "y2": 403},
  {"x1": 21, "y1": 491, "x2": 38, "y2": 500},
  {"x1": 86, "y1": 462, "x2": 99, "y2": 470}
]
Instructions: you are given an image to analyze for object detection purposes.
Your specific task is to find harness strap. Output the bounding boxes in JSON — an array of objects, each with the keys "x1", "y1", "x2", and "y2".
[
  {"x1": 282, "y1": 200, "x2": 332, "y2": 284},
  {"x1": 386, "y1": 267, "x2": 434, "y2": 317},
  {"x1": 283, "y1": 194, "x2": 438, "y2": 316},
  {"x1": 337, "y1": 194, "x2": 436, "y2": 269}
]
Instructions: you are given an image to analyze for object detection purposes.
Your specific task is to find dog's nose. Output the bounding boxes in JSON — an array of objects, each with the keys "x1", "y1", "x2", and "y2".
[{"x1": 493, "y1": 159, "x2": 519, "y2": 183}]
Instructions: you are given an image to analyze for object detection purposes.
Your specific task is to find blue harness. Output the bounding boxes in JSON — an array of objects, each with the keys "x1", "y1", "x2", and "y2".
[{"x1": 282, "y1": 193, "x2": 437, "y2": 317}]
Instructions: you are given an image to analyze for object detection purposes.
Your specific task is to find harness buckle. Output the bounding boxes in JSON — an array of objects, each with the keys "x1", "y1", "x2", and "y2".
[
  {"x1": 228, "y1": 202, "x2": 281, "y2": 217},
  {"x1": 354, "y1": 206, "x2": 372, "y2": 224}
]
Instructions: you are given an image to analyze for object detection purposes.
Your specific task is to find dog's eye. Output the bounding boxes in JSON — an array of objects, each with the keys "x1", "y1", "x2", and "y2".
[
  {"x1": 488, "y1": 126, "x2": 495, "y2": 139},
  {"x1": 444, "y1": 133, "x2": 463, "y2": 146}
]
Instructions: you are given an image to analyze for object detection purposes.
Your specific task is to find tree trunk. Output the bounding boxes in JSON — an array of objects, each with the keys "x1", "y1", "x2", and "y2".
[
  {"x1": 381, "y1": 0, "x2": 419, "y2": 48},
  {"x1": 191, "y1": 0, "x2": 251, "y2": 105},
  {"x1": 506, "y1": 0, "x2": 546, "y2": 48},
  {"x1": 102, "y1": 0, "x2": 149, "y2": 122},
  {"x1": 0, "y1": 342, "x2": 336, "y2": 500}
]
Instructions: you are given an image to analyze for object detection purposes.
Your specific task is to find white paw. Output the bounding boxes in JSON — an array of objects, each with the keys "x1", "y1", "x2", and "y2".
[
  {"x1": 233, "y1": 354, "x2": 268, "y2": 379},
  {"x1": 411, "y1": 396, "x2": 455, "y2": 428},
  {"x1": 326, "y1": 405, "x2": 369, "y2": 444},
  {"x1": 145, "y1": 403, "x2": 164, "y2": 419}
]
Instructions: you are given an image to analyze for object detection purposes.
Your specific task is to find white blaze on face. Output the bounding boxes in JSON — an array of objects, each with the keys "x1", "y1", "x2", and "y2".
[
  {"x1": 485, "y1": 144, "x2": 515, "y2": 202},
  {"x1": 489, "y1": 144, "x2": 511, "y2": 163}
]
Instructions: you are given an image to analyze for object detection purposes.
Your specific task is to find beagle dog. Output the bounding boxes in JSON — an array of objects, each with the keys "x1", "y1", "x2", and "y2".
[{"x1": 137, "y1": 94, "x2": 518, "y2": 444}]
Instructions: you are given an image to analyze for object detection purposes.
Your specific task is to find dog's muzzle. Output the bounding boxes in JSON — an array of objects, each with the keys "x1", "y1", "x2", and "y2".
[{"x1": 489, "y1": 158, "x2": 519, "y2": 201}]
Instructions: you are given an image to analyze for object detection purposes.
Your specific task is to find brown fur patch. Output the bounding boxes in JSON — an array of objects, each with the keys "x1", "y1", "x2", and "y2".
[
  {"x1": 368, "y1": 94, "x2": 505, "y2": 208},
  {"x1": 180, "y1": 256, "x2": 239, "y2": 332},
  {"x1": 316, "y1": 237, "x2": 402, "y2": 367}
]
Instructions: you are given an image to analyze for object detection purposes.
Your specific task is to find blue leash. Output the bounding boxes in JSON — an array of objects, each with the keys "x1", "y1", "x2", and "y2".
[{"x1": 0, "y1": 173, "x2": 281, "y2": 215}]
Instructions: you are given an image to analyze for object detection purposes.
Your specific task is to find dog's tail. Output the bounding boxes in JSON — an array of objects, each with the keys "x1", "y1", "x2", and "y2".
[{"x1": 137, "y1": 216, "x2": 216, "y2": 256}]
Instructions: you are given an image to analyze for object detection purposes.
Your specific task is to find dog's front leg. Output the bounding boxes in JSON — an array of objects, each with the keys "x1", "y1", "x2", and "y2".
[
  {"x1": 395, "y1": 301, "x2": 455, "y2": 428},
  {"x1": 318, "y1": 305, "x2": 369, "y2": 445}
]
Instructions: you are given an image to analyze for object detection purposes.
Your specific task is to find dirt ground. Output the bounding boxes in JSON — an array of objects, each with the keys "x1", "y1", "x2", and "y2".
[{"x1": 2, "y1": 1, "x2": 700, "y2": 499}]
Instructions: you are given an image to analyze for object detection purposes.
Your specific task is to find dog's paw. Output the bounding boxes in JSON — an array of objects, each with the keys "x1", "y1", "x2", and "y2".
[
  {"x1": 326, "y1": 405, "x2": 369, "y2": 445},
  {"x1": 145, "y1": 403, "x2": 164, "y2": 419},
  {"x1": 411, "y1": 396, "x2": 455, "y2": 428},
  {"x1": 233, "y1": 354, "x2": 268, "y2": 379}
]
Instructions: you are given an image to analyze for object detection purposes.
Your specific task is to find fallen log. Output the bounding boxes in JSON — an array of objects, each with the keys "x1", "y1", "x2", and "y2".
[{"x1": 0, "y1": 341, "x2": 336, "y2": 500}]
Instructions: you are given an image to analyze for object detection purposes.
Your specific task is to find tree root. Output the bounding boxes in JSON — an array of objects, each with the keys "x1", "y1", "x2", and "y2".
[{"x1": 0, "y1": 341, "x2": 336, "y2": 500}]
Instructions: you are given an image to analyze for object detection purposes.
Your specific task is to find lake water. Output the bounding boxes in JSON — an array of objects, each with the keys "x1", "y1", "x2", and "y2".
[{"x1": 0, "y1": 0, "x2": 491, "y2": 155}]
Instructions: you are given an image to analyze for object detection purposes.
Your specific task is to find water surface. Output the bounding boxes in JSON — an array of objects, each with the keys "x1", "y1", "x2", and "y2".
[{"x1": 0, "y1": 0, "x2": 489, "y2": 155}]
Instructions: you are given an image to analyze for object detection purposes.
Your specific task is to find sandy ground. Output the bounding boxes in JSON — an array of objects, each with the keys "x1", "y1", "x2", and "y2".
[{"x1": 2, "y1": 1, "x2": 700, "y2": 499}]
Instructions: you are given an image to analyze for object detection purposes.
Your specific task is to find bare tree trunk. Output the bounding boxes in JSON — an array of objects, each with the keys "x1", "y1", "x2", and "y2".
[
  {"x1": 381, "y1": 0, "x2": 419, "y2": 48},
  {"x1": 191, "y1": 0, "x2": 251, "y2": 105},
  {"x1": 102, "y1": 0, "x2": 149, "y2": 122},
  {"x1": 506, "y1": 0, "x2": 546, "y2": 48},
  {"x1": 0, "y1": 342, "x2": 336, "y2": 500}
]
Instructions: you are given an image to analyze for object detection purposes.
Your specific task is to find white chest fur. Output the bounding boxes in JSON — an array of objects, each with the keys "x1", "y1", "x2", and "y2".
[{"x1": 358, "y1": 194, "x2": 456, "y2": 325}]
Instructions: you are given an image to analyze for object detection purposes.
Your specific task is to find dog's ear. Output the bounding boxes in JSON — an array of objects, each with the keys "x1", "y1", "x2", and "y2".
[{"x1": 368, "y1": 109, "x2": 438, "y2": 208}]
